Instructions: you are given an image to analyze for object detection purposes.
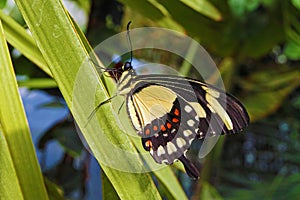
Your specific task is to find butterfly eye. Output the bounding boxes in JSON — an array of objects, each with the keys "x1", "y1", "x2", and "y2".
[{"x1": 122, "y1": 62, "x2": 132, "y2": 71}]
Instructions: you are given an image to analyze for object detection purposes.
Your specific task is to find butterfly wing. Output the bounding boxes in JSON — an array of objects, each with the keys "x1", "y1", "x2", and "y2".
[
  {"x1": 126, "y1": 74, "x2": 249, "y2": 179},
  {"x1": 133, "y1": 74, "x2": 249, "y2": 135}
]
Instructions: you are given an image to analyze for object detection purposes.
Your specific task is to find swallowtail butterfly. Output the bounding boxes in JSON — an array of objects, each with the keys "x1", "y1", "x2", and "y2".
[{"x1": 97, "y1": 23, "x2": 249, "y2": 179}]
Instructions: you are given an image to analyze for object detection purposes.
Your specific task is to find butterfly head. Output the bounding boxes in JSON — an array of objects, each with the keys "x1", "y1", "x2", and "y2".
[{"x1": 122, "y1": 61, "x2": 133, "y2": 71}]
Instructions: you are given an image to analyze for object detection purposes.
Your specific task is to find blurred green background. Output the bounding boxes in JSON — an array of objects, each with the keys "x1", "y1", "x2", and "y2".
[{"x1": 1, "y1": 0, "x2": 300, "y2": 199}]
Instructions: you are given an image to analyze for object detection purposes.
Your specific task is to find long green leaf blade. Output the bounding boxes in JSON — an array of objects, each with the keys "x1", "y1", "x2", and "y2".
[
  {"x1": 14, "y1": 0, "x2": 161, "y2": 199},
  {"x1": 0, "y1": 19, "x2": 48, "y2": 199},
  {"x1": 0, "y1": 125, "x2": 23, "y2": 200}
]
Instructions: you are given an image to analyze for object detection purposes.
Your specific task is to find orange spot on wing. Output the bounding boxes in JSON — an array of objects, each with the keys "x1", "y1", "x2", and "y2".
[
  {"x1": 172, "y1": 118, "x2": 179, "y2": 123},
  {"x1": 160, "y1": 125, "x2": 166, "y2": 132},
  {"x1": 174, "y1": 108, "x2": 180, "y2": 116},
  {"x1": 153, "y1": 125, "x2": 158, "y2": 131},
  {"x1": 145, "y1": 129, "x2": 150, "y2": 135},
  {"x1": 145, "y1": 140, "x2": 152, "y2": 148},
  {"x1": 167, "y1": 122, "x2": 172, "y2": 129}
]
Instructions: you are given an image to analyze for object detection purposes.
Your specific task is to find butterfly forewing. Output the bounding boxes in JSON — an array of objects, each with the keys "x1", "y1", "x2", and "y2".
[{"x1": 132, "y1": 74, "x2": 249, "y2": 135}]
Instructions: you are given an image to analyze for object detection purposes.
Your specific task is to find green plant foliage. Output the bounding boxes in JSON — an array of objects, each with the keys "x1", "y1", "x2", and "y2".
[
  {"x1": 284, "y1": 41, "x2": 300, "y2": 60},
  {"x1": 229, "y1": 174, "x2": 300, "y2": 199},
  {"x1": 201, "y1": 182, "x2": 223, "y2": 200},
  {"x1": 0, "y1": 0, "x2": 6, "y2": 9},
  {"x1": 0, "y1": 10, "x2": 50, "y2": 75},
  {"x1": 179, "y1": 0, "x2": 222, "y2": 20},
  {"x1": 1, "y1": 0, "x2": 300, "y2": 199},
  {"x1": 0, "y1": 126, "x2": 24, "y2": 200},
  {"x1": 0, "y1": 18, "x2": 48, "y2": 199},
  {"x1": 44, "y1": 178, "x2": 64, "y2": 200},
  {"x1": 8, "y1": 0, "x2": 163, "y2": 199},
  {"x1": 291, "y1": 0, "x2": 300, "y2": 10}
]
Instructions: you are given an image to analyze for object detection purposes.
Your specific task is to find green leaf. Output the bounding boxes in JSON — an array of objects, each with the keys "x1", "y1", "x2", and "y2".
[
  {"x1": 245, "y1": 89, "x2": 287, "y2": 120},
  {"x1": 241, "y1": 68, "x2": 300, "y2": 121},
  {"x1": 201, "y1": 182, "x2": 223, "y2": 200},
  {"x1": 0, "y1": 10, "x2": 51, "y2": 76},
  {"x1": 0, "y1": 0, "x2": 6, "y2": 9},
  {"x1": 154, "y1": 167, "x2": 188, "y2": 200},
  {"x1": 0, "y1": 126, "x2": 24, "y2": 200},
  {"x1": 239, "y1": 14, "x2": 284, "y2": 58},
  {"x1": 228, "y1": 0, "x2": 260, "y2": 17},
  {"x1": 284, "y1": 3, "x2": 300, "y2": 46},
  {"x1": 120, "y1": 0, "x2": 183, "y2": 31},
  {"x1": 14, "y1": 0, "x2": 161, "y2": 199},
  {"x1": 102, "y1": 172, "x2": 120, "y2": 200},
  {"x1": 292, "y1": 0, "x2": 300, "y2": 10},
  {"x1": 229, "y1": 174, "x2": 300, "y2": 199},
  {"x1": 284, "y1": 41, "x2": 300, "y2": 60},
  {"x1": 0, "y1": 19, "x2": 48, "y2": 199},
  {"x1": 179, "y1": 0, "x2": 222, "y2": 21},
  {"x1": 18, "y1": 78, "x2": 57, "y2": 88},
  {"x1": 44, "y1": 178, "x2": 64, "y2": 200}
]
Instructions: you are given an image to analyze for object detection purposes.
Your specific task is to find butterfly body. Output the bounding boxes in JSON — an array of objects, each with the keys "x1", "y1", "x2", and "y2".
[{"x1": 115, "y1": 62, "x2": 249, "y2": 179}]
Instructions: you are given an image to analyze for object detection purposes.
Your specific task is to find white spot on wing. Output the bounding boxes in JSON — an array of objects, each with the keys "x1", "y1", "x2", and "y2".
[
  {"x1": 184, "y1": 105, "x2": 192, "y2": 113},
  {"x1": 150, "y1": 149, "x2": 154, "y2": 155},
  {"x1": 176, "y1": 138, "x2": 186, "y2": 148},
  {"x1": 157, "y1": 146, "x2": 165, "y2": 156},
  {"x1": 162, "y1": 159, "x2": 168, "y2": 164},
  {"x1": 183, "y1": 130, "x2": 193, "y2": 137},
  {"x1": 167, "y1": 142, "x2": 177, "y2": 155},
  {"x1": 187, "y1": 119, "x2": 195, "y2": 127}
]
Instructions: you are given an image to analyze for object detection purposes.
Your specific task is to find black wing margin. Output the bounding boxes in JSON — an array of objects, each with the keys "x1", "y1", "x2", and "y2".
[{"x1": 189, "y1": 80, "x2": 250, "y2": 137}]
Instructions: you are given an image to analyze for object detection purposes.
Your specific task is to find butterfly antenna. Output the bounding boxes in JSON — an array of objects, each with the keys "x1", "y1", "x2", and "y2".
[{"x1": 126, "y1": 21, "x2": 133, "y2": 64}]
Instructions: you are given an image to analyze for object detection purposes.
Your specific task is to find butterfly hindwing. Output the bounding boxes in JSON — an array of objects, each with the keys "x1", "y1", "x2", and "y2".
[{"x1": 140, "y1": 97, "x2": 198, "y2": 164}]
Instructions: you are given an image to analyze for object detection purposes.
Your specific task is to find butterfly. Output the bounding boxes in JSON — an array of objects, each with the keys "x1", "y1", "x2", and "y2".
[
  {"x1": 93, "y1": 23, "x2": 249, "y2": 179},
  {"x1": 106, "y1": 59, "x2": 249, "y2": 179}
]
